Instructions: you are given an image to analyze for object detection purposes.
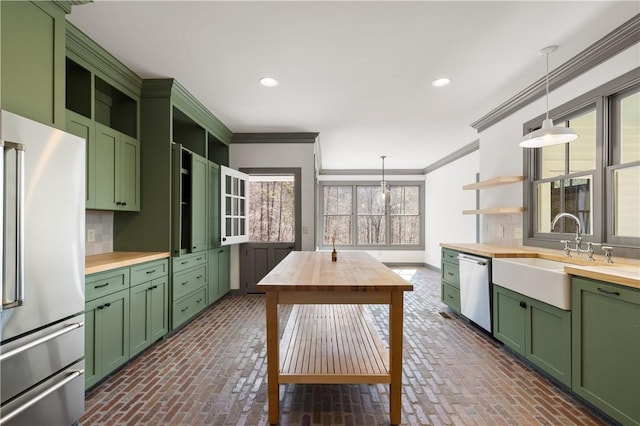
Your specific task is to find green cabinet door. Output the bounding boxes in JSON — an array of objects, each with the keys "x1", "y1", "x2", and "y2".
[
  {"x1": 493, "y1": 285, "x2": 526, "y2": 355},
  {"x1": 1, "y1": 1, "x2": 65, "y2": 127},
  {"x1": 190, "y1": 154, "x2": 208, "y2": 252},
  {"x1": 526, "y1": 298, "x2": 571, "y2": 387},
  {"x1": 95, "y1": 122, "x2": 118, "y2": 209},
  {"x1": 149, "y1": 276, "x2": 169, "y2": 341},
  {"x1": 118, "y1": 134, "x2": 140, "y2": 211},
  {"x1": 129, "y1": 282, "x2": 151, "y2": 357},
  {"x1": 101, "y1": 289, "x2": 130, "y2": 377},
  {"x1": 84, "y1": 298, "x2": 102, "y2": 389},
  {"x1": 66, "y1": 110, "x2": 95, "y2": 208},
  {"x1": 572, "y1": 278, "x2": 640, "y2": 425},
  {"x1": 208, "y1": 162, "x2": 220, "y2": 249}
]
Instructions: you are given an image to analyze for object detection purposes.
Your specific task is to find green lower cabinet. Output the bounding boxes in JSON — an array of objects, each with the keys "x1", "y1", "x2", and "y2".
[
  {"x1": 84, "y1": 288, "x2": 130, "y2": 390},
  {"x1": 572, "y1": 277, "x2": 640, "y2": 426},
  {"x1": 207, "y1": 246, "x2": 231, "y2": 305},
  {"x1": 493, "y1": 285, "x2": 571, "y2": 387},
  {"x1": 440, "y1": 248, "x2": 460, "y2": 312},
  {"x1": 130, "y1": 276, "x2": 169, "y2": 357},
  {"x1": 171, "y1": 252, "x2": 209, "y2": 329}
]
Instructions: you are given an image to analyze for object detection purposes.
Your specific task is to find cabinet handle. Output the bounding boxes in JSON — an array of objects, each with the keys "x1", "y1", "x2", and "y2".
[
  {"x1": 196, "y1": 275, "x2": 203, "y2": 279},
  {"x1": 447, "y1": 294, "x2": 453, "y2": 299},
  {"x1": 104, "y1": 303, "x2": 111, "y2": 308},
  {"x1": 94, "y1": 282, "x2": 109, "y2": 289},
  {"x1": 181, "y1": 306, "x2": 189, "y2": 312},
  {"x1": 196, "y1": 257, "x2": 203, "y2": 261},
  {"x1": 181, "y1": 261, "x2": 188, "y2": 265},
  {"x1": 121, "y1": 202, "x2": 127, "y2": 206},
  {"x1": 597, "y1": 287, "x2": 620, "y2": 296},
  {"x1": 152, "y1": 285, "x2": 158, "y2": 289},
  {"x1": 193, "y1": 246, "x2": 197, "y2": 249},
  {"x1": 115, "y1": 202, "x2": 122, "y2": 206},
  {"x1": 146, "y1": 269, "x2": 156, "y2": 274},
  {"x1": 519, "y1": 301, "x2": 527, "y2": 309},
  {"x1": 447, "y1": 272, "x2": 454, "y2": 276},
  {"x1": 196, "y1": 298, "x2": 203, "y2": 303},
  {"x1": 97, "y1": 305, "x2": 104, "y2": 310},
  {"x1": 181, "y1": 281, "x2": 189, "y2": 286}
]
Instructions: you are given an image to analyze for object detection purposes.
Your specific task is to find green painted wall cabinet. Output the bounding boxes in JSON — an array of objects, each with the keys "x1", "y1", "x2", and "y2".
[{"x1": 572, "y1": 277, "x2": 640, "y2": 426}]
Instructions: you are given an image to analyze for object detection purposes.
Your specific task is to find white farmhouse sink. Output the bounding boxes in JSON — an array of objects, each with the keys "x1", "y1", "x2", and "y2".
[{"x1": 492, "y1": 257, "x2": 571, "y2": 310}]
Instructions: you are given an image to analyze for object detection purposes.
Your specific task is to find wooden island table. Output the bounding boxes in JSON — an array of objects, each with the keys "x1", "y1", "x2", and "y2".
[{"x1": 256, "y1": 251, "x2": 414, "y2": 425}]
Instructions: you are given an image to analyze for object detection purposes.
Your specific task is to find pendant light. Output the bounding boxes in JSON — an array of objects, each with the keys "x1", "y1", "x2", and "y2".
[
  {"x1": 520, "y1": 45, "x2": 579, "y2": 148},
  {"x1": 380, "y1": 155, "x2": 390, "y2": 201}
]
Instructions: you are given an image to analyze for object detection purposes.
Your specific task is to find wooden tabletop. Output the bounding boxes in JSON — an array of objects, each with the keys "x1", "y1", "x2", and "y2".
[{"x1": 256, "y1": 251, "x2": 414, "y2": 292}]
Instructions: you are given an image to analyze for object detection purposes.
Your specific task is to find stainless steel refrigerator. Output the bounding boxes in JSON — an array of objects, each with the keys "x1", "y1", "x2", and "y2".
[{"x1": 1, "y1": 110, "x2": 85, "y2": 425}]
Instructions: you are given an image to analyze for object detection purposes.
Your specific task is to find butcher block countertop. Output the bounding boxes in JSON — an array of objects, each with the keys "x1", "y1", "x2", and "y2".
[
  {"x1": 440, "y1": 243, "x2": 639, "y2": 289},
  {"x1": 85, "y1": 251, "x2": 170, "y2": 275}
]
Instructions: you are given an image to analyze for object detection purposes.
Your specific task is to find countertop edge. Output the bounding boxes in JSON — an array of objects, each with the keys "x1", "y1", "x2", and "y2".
[{"x1": 86, "y1": 251, "x2": 171, "y2": 275}]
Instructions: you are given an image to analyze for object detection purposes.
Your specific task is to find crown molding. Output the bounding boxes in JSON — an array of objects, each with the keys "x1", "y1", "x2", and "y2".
[{"x1": 423, "y1": 139, "x2": 479, "y2": 175}]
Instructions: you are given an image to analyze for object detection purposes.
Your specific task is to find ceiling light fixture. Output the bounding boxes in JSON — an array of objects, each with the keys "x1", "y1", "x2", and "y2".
[
  {"x1": 259, "y1": 77, "x2": 279, "y2": 87},
  {"x1": 520, "y1": 45, "x2": 579, "y2": 148},
  {"x1": 379, "y1": 155, "x2": 390, "y2": 201},
  {"x1": 432, "y1": 77, "x2": 451, "y2": 87}
]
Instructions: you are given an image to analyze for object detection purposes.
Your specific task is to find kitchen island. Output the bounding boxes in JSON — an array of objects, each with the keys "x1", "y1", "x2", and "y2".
[{"x1": 256, "y1": 251, "x2": 413, "y2": 425}]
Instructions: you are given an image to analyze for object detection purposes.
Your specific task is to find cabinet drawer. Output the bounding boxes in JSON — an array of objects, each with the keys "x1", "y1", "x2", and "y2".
[
  {"x1": 441, "y1": 261, "x2": 460, "y2": 287},
  {"x1": 442, "y1": 248, "x2": 459, "y2": 265},
  {"x1": 172, "y1": 251, "x2": 208, "y2": 274},
  {"x1": 86, "y1": 268, "x2": 130, "y2": 301},
  {"x1": 130, "y1": 259, "x2": 168, "y2": 286},
  {"x1": 172, "y1": 288, "x2": 207, "y2": 329},
  {"x1": 442, "y1": 283, "x2": 460, "y2": 312},
  {"x1": 172, "y1": 266, "x2": 207, "y2": 300}
]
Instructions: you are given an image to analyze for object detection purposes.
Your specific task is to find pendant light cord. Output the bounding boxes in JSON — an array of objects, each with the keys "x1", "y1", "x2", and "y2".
[{"x1": 545, "y1": 51, "x2": 550, "y2": 121}]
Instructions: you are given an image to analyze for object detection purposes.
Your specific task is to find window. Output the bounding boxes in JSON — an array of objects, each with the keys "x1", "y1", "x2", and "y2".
[
  {"x1": 220, "y1": 166, "x2": 249, "y2": 245},
  {"x1": 321, "y1": 182, "x2": 424, "y2": 249},
  {"x1": 524, "y1": 72, "x2": 639, "y2": 258},
  {"x1": 248, "y1": 176, "x2": 295, "y2": 242}
]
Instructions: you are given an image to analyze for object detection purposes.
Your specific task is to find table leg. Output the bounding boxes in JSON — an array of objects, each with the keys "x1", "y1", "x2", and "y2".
[
  {"x1": 265, "y1": 292, "x2": 279, "y2": 424},
  {"x1": 389, "y1": 291, "x2": 404, "y2": 425}
]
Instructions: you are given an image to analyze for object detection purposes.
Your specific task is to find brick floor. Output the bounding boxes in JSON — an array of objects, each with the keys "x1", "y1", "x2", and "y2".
[{"x1": 81, "y1": 267, "x2": 612, "y2": 425}]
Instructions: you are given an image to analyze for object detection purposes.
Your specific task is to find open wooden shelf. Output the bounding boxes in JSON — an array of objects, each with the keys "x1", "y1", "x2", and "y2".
[
  {"x1": 279, "y1": 304, "x2": 389, "y2": 384},
  {"x1": 463, "y1": 207, "x2": 525, "y2": 215},
  {"x1": 463, "y1": 175, "x2": 524, "y2": 190}
]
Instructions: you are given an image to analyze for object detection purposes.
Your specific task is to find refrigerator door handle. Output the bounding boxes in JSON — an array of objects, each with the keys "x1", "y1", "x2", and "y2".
[
  {"x1": 1, "y1": 140, "x2": 26, "y2": 311},
  {"x1": 0, "y1": 321, "x2": 84, "y2": 362},
  {"x1": 0, "y1": 369, "x2": 84, "y2": 425}
]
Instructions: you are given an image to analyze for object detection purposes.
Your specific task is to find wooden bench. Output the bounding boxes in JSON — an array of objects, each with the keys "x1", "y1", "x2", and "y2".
[{"x1": 279, "y1": 304, "x2": 389, "y2": 384}]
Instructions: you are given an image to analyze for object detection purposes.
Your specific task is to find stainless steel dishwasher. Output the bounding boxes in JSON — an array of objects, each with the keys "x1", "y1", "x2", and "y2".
[{"x1": 457, "y1": 254, "x2": 492, "y2": 333}]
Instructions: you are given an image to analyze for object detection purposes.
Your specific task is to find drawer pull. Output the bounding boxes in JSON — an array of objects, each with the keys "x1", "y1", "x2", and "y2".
[
  {"x1": 447, "y1": 294, "x2": 453, "y2": 299},
  {"x1": 94, "y1": 282, "x2": 109, "y2": 289},
  {"x1": 181, "y1": 306, "x2": 189, "y2": 312},
  {"x1": 447, "y1": 272, "x2": 454, "y2": 276},
  {"x1": 181, "y1": 261, "x2": 188, "y2": 265},
  {"x1": 196, "y1": 257, "x2": 203, "y2": 261},
  {"x1": 597, "y1": 287, "x2": 620, "y2": 296},
  {"x1": 181, "y1": 281, "x2": 189, "y2": 286},
  {"x1": 196, "y1": 275, "x2": 203, "y2": 279},
  {"x1": 146, "y1": 269, "x2": 156, "y2": 274},
  {"x1": 196, "y1": 298, "x2": 203, "y2": 303},
  {"x1": 104, "y1": 302, "x2": 111, "y2": 308}
]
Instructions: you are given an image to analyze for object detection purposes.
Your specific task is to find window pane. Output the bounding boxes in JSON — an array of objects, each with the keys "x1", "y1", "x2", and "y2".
[
  {"x1": 248, "y1": 178, "x2": 295, "y2": 242},
  {"x1": 357, "y1": 186, "x2": 384, "y2": 214},
  {"x1": 620, "y1": 91, "x2": 640, "y2": 164},
  {"x1": 357, "y1": 216, "x2": 385, "y2": 245},
  {"x1": 614, "y1": 166, "x2": 640, "y2": 238},
  {"x1": 391, "y1": 216, "x2": 420, "y2": 245},
  {"x1": 324, "y1": 216, "x2": 352, "y2": 245},
  {"x1": 390, "y1": 186, "x2": 419, "y2": 215},
  {"x1": 324, "y1": 186, "x2": 352, "y2": 215},
  {"x1": 568, "y1": 110, "x2": 596, "y2": 173},
  {"x1": 537, "y1": 181, "x2": 556, "y2": 233},
  {"x1": 541, "y1": 144, "x2": 565, "y2": 179}
]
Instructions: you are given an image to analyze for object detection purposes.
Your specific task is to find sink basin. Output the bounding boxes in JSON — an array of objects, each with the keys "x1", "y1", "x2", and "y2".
[{"x1": 492, "y1": 257, "x2": 571, "y2": 310}]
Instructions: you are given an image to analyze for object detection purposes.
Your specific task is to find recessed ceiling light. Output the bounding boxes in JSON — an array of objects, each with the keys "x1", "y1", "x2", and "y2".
[
  {"x1": 259, "y1": 77, "x2": 279, "y2": 87},
  {"x1": 432, "y1": 77, "x2": 451, "y2": 87}
]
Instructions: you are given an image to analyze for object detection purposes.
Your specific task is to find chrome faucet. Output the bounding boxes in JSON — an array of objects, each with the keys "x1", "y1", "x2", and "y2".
[{"x1": 551, "y1": 212, "x2": 585, "y2": 258}]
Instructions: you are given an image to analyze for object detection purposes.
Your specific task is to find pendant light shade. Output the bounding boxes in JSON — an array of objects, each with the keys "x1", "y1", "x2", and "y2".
[{"x1": 519, "y1": 45, "x2": 579, "y2": 148}]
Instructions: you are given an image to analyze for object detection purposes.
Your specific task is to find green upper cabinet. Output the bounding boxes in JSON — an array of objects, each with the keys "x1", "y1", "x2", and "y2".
[
  {"x1": 208, "y1": 162, "x2": 221, "y2": 248},
  {"x1": 1, "y1": 1, "x2": 68, "y2": 128},
  {"x1": 572, "y1": 277, "x2": 640, "y2": 425},
  {"x1": 95, "y1": 123, "x2": 140, "y2": 211},
  {"x1": 65, "y1": 23, "x2": 142, "y2": 212}
]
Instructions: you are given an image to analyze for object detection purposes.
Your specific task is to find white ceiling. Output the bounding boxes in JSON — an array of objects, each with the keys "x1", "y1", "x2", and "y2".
[{"x1": 67, "y1": 1, "x2": 638, "y2": 170}]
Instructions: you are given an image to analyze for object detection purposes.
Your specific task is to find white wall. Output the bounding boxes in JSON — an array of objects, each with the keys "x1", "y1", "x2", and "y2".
[
  {"x1": 229, "y1": 142, "x2": 316, "y2": 289},
  {"x1": 424, "y1": 150, "x2": 479, "y2": 268},
  {"x1": 478, "y1": 44, "x2": 640, "y2": 244}
]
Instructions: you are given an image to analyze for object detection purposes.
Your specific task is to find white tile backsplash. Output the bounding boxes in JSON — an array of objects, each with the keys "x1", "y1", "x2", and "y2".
[
  {"x1": 482, "y1": 213, "x2": 523, "y2": 247},
  {"x1": 85, "y1": 211, "x2": 113, "y2": 255}
]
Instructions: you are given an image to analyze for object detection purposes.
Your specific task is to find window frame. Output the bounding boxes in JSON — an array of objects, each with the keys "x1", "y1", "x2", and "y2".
[
  {"x1": 523, "y1": 68, "x2": 640, "y2": 259},
  {"x1": 319, "y1": 180, "x2": 425, "y2": 250}
]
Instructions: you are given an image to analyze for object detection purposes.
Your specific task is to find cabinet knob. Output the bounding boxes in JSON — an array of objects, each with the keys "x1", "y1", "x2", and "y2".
[{"x1": 519, "y1": 301, "x2": 527, "y2": 309}]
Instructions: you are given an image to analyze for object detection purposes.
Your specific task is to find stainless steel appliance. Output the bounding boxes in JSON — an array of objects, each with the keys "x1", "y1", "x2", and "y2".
[
  {"x1": 1, "y1": 110, "x2": 85, "y2": 425},
  {"x1": 458, "y1": 254, "x2": 492, "y2": 333}
]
